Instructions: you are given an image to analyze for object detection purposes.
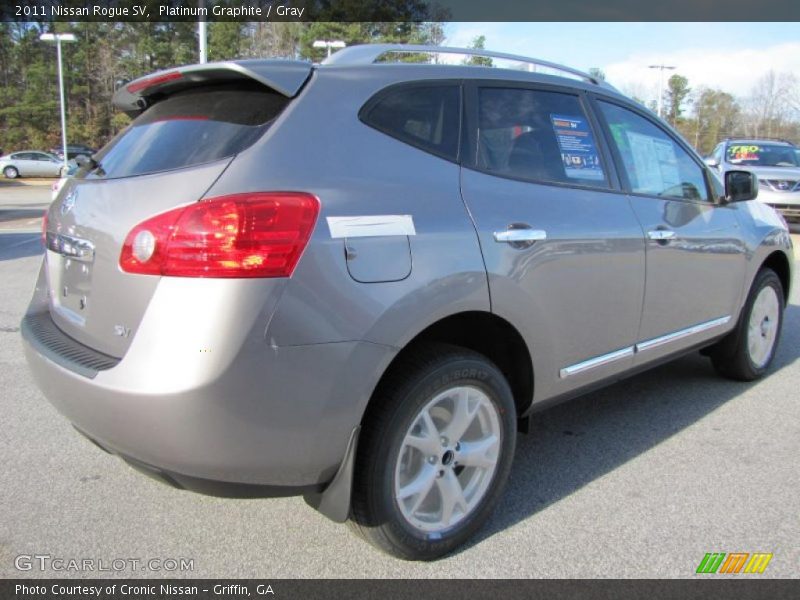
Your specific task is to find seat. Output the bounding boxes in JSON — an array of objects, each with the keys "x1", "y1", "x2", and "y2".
[{"x1": 507, "y1": 131, "x2": 566, "y2": 182}]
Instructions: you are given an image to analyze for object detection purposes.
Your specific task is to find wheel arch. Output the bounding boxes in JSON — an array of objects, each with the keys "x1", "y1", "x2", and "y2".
[
  {"x1": 761, "y1": 249, "x2": 792, "y2": 303},
  {"x1": 366, "y1": 311, "x2": 534, "y2": 420}
]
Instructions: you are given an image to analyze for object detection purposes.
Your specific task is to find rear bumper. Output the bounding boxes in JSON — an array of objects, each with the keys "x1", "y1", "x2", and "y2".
[
  {"x1": 74, "y1": 426, "x2": 318, "y2": 498},
  {"x1": 22, "y1": 308, "x2": 395, "y2": 493}
]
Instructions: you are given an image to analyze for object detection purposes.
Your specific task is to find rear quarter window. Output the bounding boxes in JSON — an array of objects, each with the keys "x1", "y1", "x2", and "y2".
[
  {"x1": 88, "y1": 83, "x2": 288, "y2": 179},
  {"x1": 360, "y1": 84, "x2": 461, "y2": 162}
]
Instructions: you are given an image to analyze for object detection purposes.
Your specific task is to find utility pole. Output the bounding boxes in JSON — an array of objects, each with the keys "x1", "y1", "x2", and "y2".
[
  {"x1": 40, "y1": 32, "x2": 76, "y2": 173},
  {"x1": 198, "y1": 0, "x2": 207, "y2": 63},
  {"x1": 649, "y1": 64, "x2": 676, "y2": 119}
]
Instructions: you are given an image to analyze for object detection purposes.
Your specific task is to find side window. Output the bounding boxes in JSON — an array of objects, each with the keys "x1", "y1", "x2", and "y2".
[
  {"x1": 598, "y1": 101, "x2": 710, "y2": 202},
  {"x1": 361, "y1": 85, "x2": 460, "y2": 161},
  {"x1": 476, "y1": 87, "x2": 607, "y2": 187},
  {"x1": 712, "y1": 143, "x2": 723, "y2": 164},
  {"x1": 15, "y1": 153, "x2": 33, "y2": 160}
]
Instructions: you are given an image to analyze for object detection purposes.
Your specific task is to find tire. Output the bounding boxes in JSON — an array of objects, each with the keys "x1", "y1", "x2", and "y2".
[
  {"x1": 3, "y1": 166, "x2": 18, "y2": 179},
  {"x1": 710, "y1": 268, "x2": 784, "y2": 381},
  {"x1": 349, "y1": 343, "x2": 517, "y2": 560}
]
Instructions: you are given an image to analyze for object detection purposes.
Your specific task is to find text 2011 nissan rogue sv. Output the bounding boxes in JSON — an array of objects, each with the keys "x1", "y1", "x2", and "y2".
[{"x1": 22, "y1": 45, "x2": 793, "y2": 560}]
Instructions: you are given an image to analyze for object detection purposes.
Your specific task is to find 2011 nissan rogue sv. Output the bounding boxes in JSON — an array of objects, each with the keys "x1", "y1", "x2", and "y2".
[{"x1": 22, "y1": 45, "x2": 793, "y2": 560}]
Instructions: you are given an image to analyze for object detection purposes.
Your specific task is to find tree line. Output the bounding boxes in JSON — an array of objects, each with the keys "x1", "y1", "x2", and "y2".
[
  {"x1": 0, "y1": 21, "x2": 444, "y2": 153},
  {"x1": 1, "y1": 22, "x2": 797, "y2": 157},
  {"x1": 623, "y1": 70, "x2": 800, "y2": 155}
]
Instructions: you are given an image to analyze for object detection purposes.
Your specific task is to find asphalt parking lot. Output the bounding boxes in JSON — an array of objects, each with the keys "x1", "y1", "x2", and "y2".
[{"x1": 0, "y1": 181, "x2": 798, "y2": 578}]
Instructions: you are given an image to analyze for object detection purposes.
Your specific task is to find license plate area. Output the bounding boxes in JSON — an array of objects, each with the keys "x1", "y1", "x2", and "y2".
[{"x1": 46, "y1": 241, "x2": 95, "y2": 327}]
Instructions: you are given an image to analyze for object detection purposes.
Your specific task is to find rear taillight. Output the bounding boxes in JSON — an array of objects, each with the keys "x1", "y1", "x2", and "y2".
[
  {"x1": 126, "y1": 70, "x2": 183, "y2": 94},
  {"x1": 41, "y1": 210, "x2": 48, "y2": 248},
  {"x1": 119, "y1": 193, "x2": 319, "y2": 278}
]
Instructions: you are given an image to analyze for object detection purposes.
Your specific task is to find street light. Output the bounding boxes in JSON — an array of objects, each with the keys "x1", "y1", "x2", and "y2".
[
  {"x1": 313, "y1": 40, "x2": 346, "y2": 58},
  {"x1": 648, "y1": 64, "x2": 676, "y2": 119},
  {"x1": 197, "y1": 0, "x2": 207, "y2": 63},
  {"x1": 40, "y1": 32, "x2": 76, "y2": 173}
]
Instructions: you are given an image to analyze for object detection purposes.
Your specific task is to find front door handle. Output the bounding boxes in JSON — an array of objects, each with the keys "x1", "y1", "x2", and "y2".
[
  {"x1": 493, "y1": 229, "x2": 547, "y2": 243},
  {"x1": 647, "y1": 229, "x2": 676, "y2": 241}
]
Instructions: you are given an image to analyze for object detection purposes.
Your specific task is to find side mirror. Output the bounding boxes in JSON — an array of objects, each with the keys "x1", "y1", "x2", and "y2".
[
  {"x1": 725, "y1": 170, "x2": 758, "y2": 203},
  {"x1": 704, "y1": 157, "x2": 720, "y2": 168}
]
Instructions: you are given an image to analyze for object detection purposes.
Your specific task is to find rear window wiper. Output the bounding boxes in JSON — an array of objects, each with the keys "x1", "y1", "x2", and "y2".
[{"x1": 75, "y1": 154, "x2": 104, "y2": 175}]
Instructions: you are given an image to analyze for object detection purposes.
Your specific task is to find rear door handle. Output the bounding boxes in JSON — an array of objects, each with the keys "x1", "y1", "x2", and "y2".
[
  {"x1": 647, "y1": 229, "x2": 676, "y2": 241},
  {"x1": 493, "y1": 229, "x2": 547, "y2": 243}
]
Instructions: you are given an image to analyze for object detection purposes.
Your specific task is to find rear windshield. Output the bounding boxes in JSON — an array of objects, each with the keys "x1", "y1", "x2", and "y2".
[{"x1": 87, "y1": 83, "x2": 288, "y2": 179}]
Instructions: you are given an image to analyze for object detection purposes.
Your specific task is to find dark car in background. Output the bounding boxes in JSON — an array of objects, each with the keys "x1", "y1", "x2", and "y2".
[{"x1": 50, "y1": 144, "x2": 96, "y2": 161}]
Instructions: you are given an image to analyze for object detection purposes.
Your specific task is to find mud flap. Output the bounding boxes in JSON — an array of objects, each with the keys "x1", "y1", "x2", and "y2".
[{"x1": 303, "y1": 426, "x2": 360, "y2": 522}]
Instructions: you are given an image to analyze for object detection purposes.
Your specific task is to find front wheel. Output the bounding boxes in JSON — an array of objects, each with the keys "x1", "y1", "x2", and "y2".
[
  {"x1": 350, "y1": 344, "x2": 517, "y2": 560},
  {"x1": 711, "y1": 268, "x2": 784, "y2": 381}
]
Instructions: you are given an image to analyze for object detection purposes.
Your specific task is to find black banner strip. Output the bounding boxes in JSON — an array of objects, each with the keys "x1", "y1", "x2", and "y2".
[
  {"x1": 2, "y1": 0, "x2": 800, "y2": 22},
  {"x1": 4, "y1": 579, "x2": 800, "y2": 600}
]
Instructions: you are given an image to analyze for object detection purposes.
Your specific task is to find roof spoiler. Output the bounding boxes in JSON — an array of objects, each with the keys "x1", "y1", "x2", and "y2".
[{"x1": 113, "y1": 59, "x2": 313, "y2": 113}]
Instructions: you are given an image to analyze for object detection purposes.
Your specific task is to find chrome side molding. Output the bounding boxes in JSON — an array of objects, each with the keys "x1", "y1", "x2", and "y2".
[
  {"x1": 559, "y1": 346, "x2": 634, "y2": 379},
  {"x1": 560, "y1": 316, "x2": 731, "y2": 378},
  {"x1": 635, "y1": 316, "x2": 731, "y2": 353}
]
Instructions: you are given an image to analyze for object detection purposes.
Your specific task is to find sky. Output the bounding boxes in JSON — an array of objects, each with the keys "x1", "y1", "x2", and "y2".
[{"x1": 444, "y1": 23, "x2": 800, "y2": 104}]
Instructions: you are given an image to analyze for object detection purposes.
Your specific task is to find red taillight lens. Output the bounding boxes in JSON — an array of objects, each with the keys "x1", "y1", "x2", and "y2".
[
  {"x1": 120, "y1": 193, "x2": 320, "y2": 278},
  {"x1": 126, "y1": 70, "x2": 183, "y2": 94},
  {"x1": 41, "y1": 210, "x2": 48, "y2": 248}
]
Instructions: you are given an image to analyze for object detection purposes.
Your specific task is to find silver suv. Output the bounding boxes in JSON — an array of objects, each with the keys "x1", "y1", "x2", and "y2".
[
  {"x1": 22, "y1": 45, "x2": 793, "y2": 560},
  {"x1": 707, "y1": 138, "x2": 800, "y2": 224}
]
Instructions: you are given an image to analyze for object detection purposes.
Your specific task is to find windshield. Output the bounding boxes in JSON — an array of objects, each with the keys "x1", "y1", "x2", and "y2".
[{"x1": 726, "y1": 143, "x2": 799, "y2": 167}]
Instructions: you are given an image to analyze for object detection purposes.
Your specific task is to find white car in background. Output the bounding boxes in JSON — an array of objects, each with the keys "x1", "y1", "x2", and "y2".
[{"x1": 0, "y1": 151, "x2": 69, "y2": 179}]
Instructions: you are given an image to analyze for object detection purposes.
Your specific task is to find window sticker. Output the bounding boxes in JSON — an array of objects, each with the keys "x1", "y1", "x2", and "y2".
[
  {"x1": 625, "y1": 131, "x2": 680, "y2": 194},
  {"x1": 727, "y1": 145, "x2": 761, "y2": 162},
  {"x1": 549, "y1": 114, "x2": 605, "y2": 181}
]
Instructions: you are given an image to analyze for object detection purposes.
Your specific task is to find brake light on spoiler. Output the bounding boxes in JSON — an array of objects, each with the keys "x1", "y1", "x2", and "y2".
[
  {"x1": 120, "y1": 193, "x2": 320, "y2": 278},
  {"x1": 126, "y1": 70, "x2": 183, "y2": 94}
]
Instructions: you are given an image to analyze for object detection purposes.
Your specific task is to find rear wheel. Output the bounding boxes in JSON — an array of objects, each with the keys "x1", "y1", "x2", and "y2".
[
  {"x1": 3, "y1": 166, "x2": 18, "y2": 179},
  {"x1": 711, "y1": 268, "x2": 784, "y2": 381},
  {"x1": 350, "y1": 344, "x2": 516, "y2": 560}
]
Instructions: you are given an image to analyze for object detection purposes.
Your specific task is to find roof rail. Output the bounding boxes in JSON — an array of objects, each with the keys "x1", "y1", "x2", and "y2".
[{"x1": 322, "y1": 44, "x2": 610, "y2": 88}]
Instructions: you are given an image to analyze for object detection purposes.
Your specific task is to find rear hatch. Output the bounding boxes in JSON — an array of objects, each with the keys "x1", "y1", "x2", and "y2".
[{"x1": 44, "y1": 60, "x2": 312, "y2": 358}]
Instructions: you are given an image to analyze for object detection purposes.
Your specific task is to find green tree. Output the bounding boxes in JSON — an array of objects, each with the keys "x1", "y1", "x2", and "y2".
[
  {"x1": 664, "y1": 73, "x2": 691, "y2": 127},
  {"x1": 691, "y1": 87, "x2": 741, "y2": 153},
  {"x1": 462, "y1": 35, "x2": 492, "y2": 67},
  {"x1": 208, "y1": 22, "x2": 243, "y2": 61},
  {"x1": 588, "y1": 67, "x2": 606, "y2": 82}
]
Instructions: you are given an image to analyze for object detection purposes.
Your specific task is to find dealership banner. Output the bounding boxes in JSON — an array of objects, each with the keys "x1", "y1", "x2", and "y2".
[
  {"x1": 2, "y1": 0, "x2": 799, "y2": 22},
  {"x1": 4, "y1": 579, "x2": 800, "y2": 599}
]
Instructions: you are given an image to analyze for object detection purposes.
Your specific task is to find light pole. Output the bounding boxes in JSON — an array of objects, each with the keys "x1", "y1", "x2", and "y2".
[
  {"x1": 40, "y1": 32, "x2": 76, "y2": 173},
  {"x1": 312, "y1": 40, "x2": 346, "y2": 58},
  {"x1": 197, "y1": 0, "x2": 207, "y2": 63},
  {"x1": 648, "y1": 64, "x2": 676, "y2": 119}
]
